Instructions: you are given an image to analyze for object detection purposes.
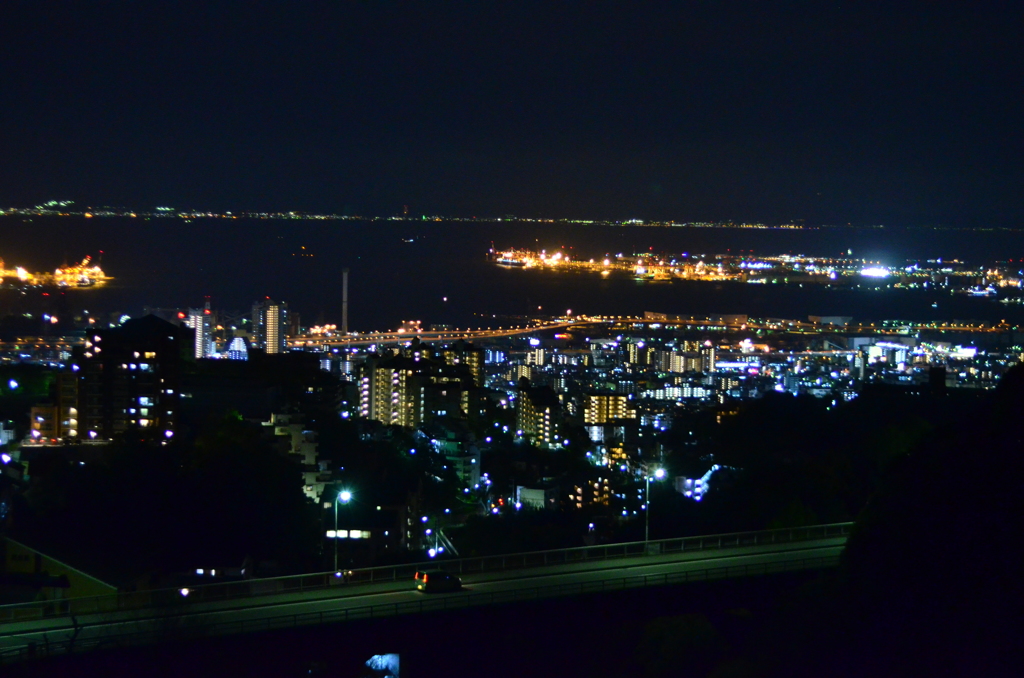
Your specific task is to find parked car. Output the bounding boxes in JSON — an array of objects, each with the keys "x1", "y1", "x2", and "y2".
[{"x1": 414, "y1": 569, "x2": 462, "y2": 593}]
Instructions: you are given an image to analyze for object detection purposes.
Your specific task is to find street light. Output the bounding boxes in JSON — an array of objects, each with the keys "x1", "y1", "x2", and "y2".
[
  {"x1": 645, "y1": 468, "x2": 666, "y2": 543},
  {"x1": 334, "y1": 490, "x2": 352, "y2": 571}
]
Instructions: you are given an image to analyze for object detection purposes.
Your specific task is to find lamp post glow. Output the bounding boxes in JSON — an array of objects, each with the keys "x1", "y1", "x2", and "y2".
[
  {"x1": 334, "y1": 490, "x2": 352, "y2": 572},
  {"x1": 645, "y1": 468, "x2": 666, "y2": 543}
]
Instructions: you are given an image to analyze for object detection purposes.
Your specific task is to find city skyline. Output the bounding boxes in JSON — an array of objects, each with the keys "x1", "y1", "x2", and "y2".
[
  {"x1": 2, "y1": 3, "x2": 1023, "y2": 228},
  {"x1": 1, "y1": 4, "x2": 1020, "y2": 672}
]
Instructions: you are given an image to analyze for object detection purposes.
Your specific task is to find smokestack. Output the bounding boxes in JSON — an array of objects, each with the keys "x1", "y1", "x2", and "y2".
[{"x1": 342, "y1": 268, "x2": 349, "y2": 334}]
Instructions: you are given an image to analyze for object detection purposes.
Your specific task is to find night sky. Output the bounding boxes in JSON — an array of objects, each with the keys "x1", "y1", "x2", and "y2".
[{"x1": 3, "y1": 2, "x2": 1022, "y2": 225}]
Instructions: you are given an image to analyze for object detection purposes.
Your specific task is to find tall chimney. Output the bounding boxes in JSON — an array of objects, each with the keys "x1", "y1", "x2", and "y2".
[{"x1": 342, "y1": 268, "x2": 349, "y2": 334}]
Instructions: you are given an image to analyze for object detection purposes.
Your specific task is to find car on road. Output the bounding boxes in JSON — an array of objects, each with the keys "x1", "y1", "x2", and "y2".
[{"x1": 414, "y1": 569, "x2": 462, "y2": 593}]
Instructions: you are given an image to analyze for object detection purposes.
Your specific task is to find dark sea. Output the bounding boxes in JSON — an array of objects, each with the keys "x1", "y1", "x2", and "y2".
[{"x1": 4, "y1": 216, "x2": 1024, "y2": 330}]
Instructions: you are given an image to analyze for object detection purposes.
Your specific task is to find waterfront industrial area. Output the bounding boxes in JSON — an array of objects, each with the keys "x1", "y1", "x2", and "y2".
[
  {"x1": 488, "y1": 246, "x2": 1021, "y2": 297},
  {"x1": 0, "y1": 255, "x2": 109, "y2": 290}
]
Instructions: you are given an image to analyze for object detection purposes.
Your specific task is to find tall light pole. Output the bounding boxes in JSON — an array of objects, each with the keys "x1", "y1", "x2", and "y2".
[
  {"x1": 334, "y1": 490, "x2": 352, "y2": 571},
  {"x1": 645, "y1": 468, "x2": 666, "y2": 543}
]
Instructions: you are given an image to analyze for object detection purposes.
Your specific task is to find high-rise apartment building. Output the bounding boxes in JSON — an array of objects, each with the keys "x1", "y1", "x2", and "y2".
[
  {"x1": 516, "y1": 383, "x2": 562, "y2": 448},
  {"x1": 185, "y1": 302, "x2": 212, "y2": 359},
  {"x1": 439, "y1": 342, "x2": 485, "y2": 387},
  {"x1": 583, "y1": 393, "x2": 637, "y2": 425},
  {"x1": 700, "y1": 343, "x2": 717, "y2": 373},
  {"x1": 358, "y1": 348, "x2": 476, "y2": 428},
  {"x1": 252, "y1": 299, "x2": 288, "y2": 354},
  {"x1": 359, "y1": 355, "x2": 423, "y2": 428},
  {"x1": 73, "y1": 315, "x2": 189, "y2": 441}
]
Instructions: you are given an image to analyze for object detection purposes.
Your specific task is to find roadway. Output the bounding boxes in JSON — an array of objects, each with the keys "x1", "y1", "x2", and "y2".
[
  {"x1": 0, "y1": 536, "x2": 844, "y2": 662},
  {"x1": 291, "y1": 314, "x2": 1012, "y2": 348},
  {"x1": 291, "y1": 319, "x2": 613, "y2": 347}
]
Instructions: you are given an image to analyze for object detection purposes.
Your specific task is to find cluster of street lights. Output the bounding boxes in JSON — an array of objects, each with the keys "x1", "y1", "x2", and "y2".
[{"x1": 319, "y1": 471, "x2": 667, "y2": 577}]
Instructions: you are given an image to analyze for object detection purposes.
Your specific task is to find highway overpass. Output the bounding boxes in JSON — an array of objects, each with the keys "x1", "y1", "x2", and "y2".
[{"x1": 0, "y1": 523, "x2": 850, "y2": 665}]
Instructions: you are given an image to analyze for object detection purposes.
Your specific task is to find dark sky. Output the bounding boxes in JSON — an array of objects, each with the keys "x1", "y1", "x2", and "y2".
[{"x1": 2, "y1": 1, "x2": 1022, "y2": 225}]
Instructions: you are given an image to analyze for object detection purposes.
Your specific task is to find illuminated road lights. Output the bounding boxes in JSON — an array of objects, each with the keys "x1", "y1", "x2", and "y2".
[
  {"x1": 334, "y1": 490, "x2": 353, "y2": 571},
  {"x1": 645, "y1": 468, "x2": 667, "y2": 543}
]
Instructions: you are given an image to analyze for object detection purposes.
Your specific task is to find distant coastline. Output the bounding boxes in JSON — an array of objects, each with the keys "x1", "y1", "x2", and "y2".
[{"x1": 1, "y1": 203, "x2": 1018, "y2": 232}]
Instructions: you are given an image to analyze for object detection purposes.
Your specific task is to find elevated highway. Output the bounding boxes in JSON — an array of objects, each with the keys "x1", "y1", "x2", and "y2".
[
  {"x1": 0, "y1": 523, "x2": 850, "y2": 664},
  {"x1": 290, "y1": 314, "x2": 1013, "y2": 348},
  {"x1": 290, "y1": 319, "x2": 613, "y2": 347}
]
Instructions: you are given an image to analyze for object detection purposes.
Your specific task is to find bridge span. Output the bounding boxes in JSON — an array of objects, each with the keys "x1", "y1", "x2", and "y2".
[{"x1": 290, "y1": 313, "x2": 1013, "y2": 348}]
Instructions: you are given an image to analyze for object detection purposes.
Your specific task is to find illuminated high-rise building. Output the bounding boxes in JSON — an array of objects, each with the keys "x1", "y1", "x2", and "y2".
[
  {"x1": 359, "y1": 355, "x2": 424, "y2": 428},
  {"x1": 700, "y1": 342, "x2": 717, "y2": 373},
  {"x1": 516, "y1": 383, "x2": 562, "y2": 448},
  {"x1": 583, "y1": 393, "x2": 637, "y2": 425},
  {"x1": 185, "y1": 302, "x2": 212, "y2": 359},
  {"x1": 71, "y1": 315, "x2": 188, "y2": 441},
  {"x1": 439, "y1": 342, "x2": 485, "y2": 387},
  {"x1": 358, "y1": 349, "x2": 475, "y2": 428},
  {"x1": 251, "y1": 299, "x2": 288, "y2": 354}
]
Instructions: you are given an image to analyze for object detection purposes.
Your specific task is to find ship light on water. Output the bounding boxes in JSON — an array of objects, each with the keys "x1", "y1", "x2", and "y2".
[{"x1": 860, "y1": 267, "x2": 890, "y2": 278}]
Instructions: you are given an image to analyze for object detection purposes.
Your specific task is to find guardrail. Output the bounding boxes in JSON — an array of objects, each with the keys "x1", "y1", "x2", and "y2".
[
  {"x1": 0, "y1": 553, "x2": 840, "y2": 665},
  {"x1": 0, "y1": 522, "x2": 852, "y2": 624}
]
